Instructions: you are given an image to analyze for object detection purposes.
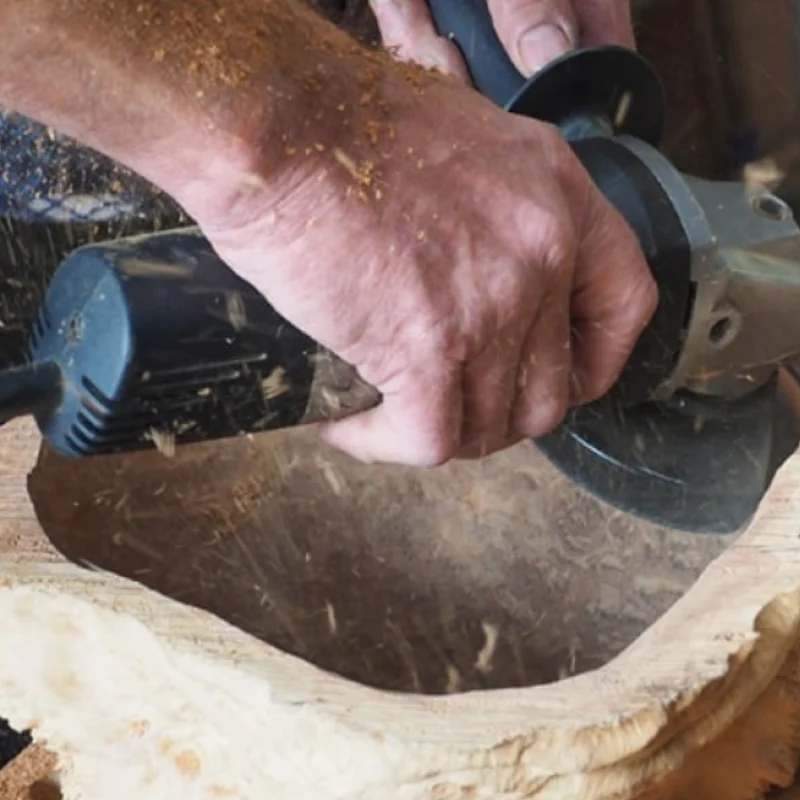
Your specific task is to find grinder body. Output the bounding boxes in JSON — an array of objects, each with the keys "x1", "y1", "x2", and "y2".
[{"x1": 16, "y1": 230, "x2": 378, "y2": 457}]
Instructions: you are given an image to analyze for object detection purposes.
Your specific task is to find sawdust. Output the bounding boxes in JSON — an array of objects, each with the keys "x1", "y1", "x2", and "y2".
[
  {"x1": 474, "y1": 621, "x2": 498, "y2": 675},
  {"x1": 61, "y1": 0, "x2": 445, "y2": 148},
  {"x1": 146, "y1": 428, "x2": 176, "y2": 458}
]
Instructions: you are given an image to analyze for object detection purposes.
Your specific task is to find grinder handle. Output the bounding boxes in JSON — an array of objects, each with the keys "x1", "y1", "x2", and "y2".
[{"x1": 426, "y1": 0, "x2": 528, "y2": 107}]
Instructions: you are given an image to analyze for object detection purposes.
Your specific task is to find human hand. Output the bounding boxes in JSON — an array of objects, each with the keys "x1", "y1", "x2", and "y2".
[
  {"x1": 0, "y1": 0, "x2": 652, "y2": 468},
  {"x1": 186, "y1": 64, "x2": 656, "y2": 466},
  {"x1": 369, "y1": 0, "x2": 635, "y2": 79}
]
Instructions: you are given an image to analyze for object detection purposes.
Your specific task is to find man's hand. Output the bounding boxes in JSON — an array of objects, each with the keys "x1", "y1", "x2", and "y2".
[
  {"x1": 0, "y1": 0, "x2": 654, "y2": 467},
  {"x1": 197, "y1": 70, "x2": 656, "y2": 466},
  {"x1": 369, "y1": 0, "x2": 635, "y2": 78}
]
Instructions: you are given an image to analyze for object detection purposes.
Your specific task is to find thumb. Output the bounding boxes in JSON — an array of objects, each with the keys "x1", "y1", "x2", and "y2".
[
  {"x1": 488, "y1": 0, "x2": 578, "y2": 76},
  {"x1": 318, "y1": 364, "x2": 463, "y2": 467}
]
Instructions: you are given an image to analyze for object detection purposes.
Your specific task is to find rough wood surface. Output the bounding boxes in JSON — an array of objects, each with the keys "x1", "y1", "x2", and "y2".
[
  {"x1": 2, "y1": 382, "x2": 800, "y2": 798},
  {"x1": 29, "y1": 431, "x2": 731, "y2": 693}
]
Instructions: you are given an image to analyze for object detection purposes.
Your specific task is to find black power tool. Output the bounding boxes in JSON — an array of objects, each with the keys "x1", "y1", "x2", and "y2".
[{"x1": 3, "y1": 0, "x2": 800, "y2": 536}]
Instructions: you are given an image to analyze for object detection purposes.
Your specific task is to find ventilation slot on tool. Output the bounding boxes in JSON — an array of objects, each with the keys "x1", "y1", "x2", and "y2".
[
  {"x1": 27, "y1": 305, "x2": 53, "y2": 358},
  {"x1": 69, "y1": 364, "x2": 270, "y2": 456}
]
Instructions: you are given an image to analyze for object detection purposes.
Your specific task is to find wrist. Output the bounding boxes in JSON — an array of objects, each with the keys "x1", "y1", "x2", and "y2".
[{"x1": 161, "y1": 25, "x2": 450, "y2": 231}]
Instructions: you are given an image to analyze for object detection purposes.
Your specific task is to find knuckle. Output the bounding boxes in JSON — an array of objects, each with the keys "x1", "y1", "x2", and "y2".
[
  {"x1": 523, "y1": 394, "x2": 567, "y2": 437},
  {"x1": 538, "y1": 123, "x2": 577, "y2": 166},
  {"x1": 538, "y1": 129, "x2": 593, "y2": 198},
  {"x1": 538, "y1": 211, "x2": 576, "y2": 271},
  {"x1": 412, "y1": 427, "x2": 457, "y2": 467},
  {"x1": 515, "y1": 373, "x2": 569, "y2": 437},
  {"x1": 624, "y1": 267, "x2": 659, "y2": 335},
  {"x1": 537, "y1": 388, "x2": 569, "y2": 433},
  {"x1": 642, "y1": 273, "x2": 659, "y2": 319},
  {"x1": 405, "y1": 314, "x2": 467, "y2": 362}
]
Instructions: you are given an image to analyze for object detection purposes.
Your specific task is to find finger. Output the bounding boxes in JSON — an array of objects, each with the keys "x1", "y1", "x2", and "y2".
[
  {"x1": 511, "y1": 283, "x2": 573, "y2": 438},
  {"x1": 487, "y1": 0, "x2": 578, "y2": 76},
  {"x1": 456, "y1": 336, "x2": 524, "y2": 459},
  {"x1": 569, "y1": 194, "x2": 658, "y2": 405},
  {"x1": 368, "y1": 0, "x2": 471, "y2": 81},
  {"x1": 574, "y1": 0, "x2": 636, "y2": 48},
  {"x1": 318, "y1": 362, "x2": 463, "y2": 467}
]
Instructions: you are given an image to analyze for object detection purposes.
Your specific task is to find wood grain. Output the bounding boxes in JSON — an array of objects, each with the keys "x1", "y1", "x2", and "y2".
[{"x1": 0, "y1": 404, "x2": 800, "y2": 798}]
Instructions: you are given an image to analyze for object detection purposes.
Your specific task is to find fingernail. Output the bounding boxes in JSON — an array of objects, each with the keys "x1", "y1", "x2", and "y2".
[{"x1": 517, "y1": 25, "x2": 571, "y2": 75}]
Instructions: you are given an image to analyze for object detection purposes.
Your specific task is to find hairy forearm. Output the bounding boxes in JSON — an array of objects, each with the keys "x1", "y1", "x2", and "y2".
[{"x1": 0, "y1": 0, "x2": 417, "y2": 219}]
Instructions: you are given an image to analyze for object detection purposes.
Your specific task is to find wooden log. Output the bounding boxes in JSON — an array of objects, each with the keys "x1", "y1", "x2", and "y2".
[{"x1": 3, "y1": 383, "x2": 800, "y2": 798}]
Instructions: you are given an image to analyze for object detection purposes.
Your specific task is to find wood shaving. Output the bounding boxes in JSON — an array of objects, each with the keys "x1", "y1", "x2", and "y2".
[
  {"x1": 146, "y1": 428, "x2": 176, "y2": 458},
  {"x1": 332, "y1": 148, "x2": 374, "y2": 187},
  {"x1": 743, "y1": 157, "x2": 785, "y2": 191},
  {"x1": 474, "y1": 622, "x2": 498, "y2": 675},
  {"x1": 261, "y1": 366, "x2": 290, "y2": 401}
]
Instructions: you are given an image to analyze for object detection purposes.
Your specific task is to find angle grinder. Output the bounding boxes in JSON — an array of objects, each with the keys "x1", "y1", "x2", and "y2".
[
  {"x1": 1, "y1": 2, "x2": 800, "y2": 536},
  {"x1": 426, "y1": 0, "x2": 800, "y2": 535}
]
